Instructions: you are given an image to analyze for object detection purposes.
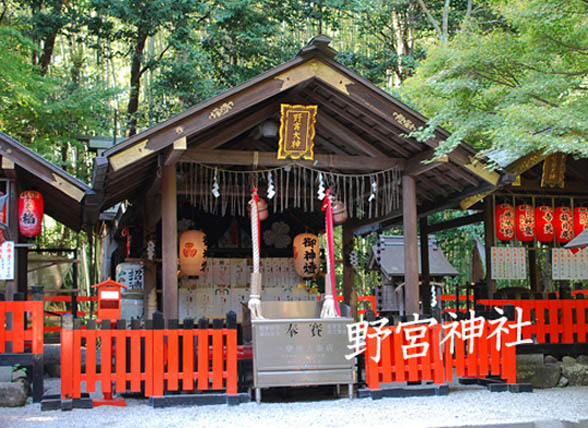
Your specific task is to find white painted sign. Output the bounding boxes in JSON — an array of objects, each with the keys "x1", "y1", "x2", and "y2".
[{"x1": 0, "y1": 241, "x2": 14, "y2": 280}]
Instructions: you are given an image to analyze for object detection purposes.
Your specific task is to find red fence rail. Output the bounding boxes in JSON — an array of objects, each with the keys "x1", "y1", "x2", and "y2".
[
  {"x1": 60, "y1": 314, "x2": 238, "y2": 402},
  {"x1": 0, "y1": 293, "x2": 45, "y2": 402},
  {"x1": 478, "y1": 299, "x2": 588, "y2": 344},
  {"x1": 364, "y1": 321, "x2": 517, "y2": 390}
]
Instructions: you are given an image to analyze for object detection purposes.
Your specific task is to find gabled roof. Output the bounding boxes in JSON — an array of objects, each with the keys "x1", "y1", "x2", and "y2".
[
  {"x1": 0, "y1": 132, "x2": 91, "y2": 231},
  {"x1": 92, "y1": 35, "x2": 503, "y2": 228},
  {"x1": 368, "y1": 235, "x2": 458, "y2": 278}
]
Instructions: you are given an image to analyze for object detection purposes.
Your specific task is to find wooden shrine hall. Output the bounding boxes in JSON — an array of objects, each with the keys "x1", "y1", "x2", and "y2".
[
  {"x1": 88, "y1": 35, "x2": 506, "y2": 320},
  {"x1": 0, "y1": 132, "x2": 91, "y2": 298}
]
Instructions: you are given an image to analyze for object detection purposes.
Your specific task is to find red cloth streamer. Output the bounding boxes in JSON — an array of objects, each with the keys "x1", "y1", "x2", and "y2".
[
  {"x1": 121, "y1": 226, "x2": 131, "y2": 258},
  {"x1": 322, "y1": 189, "x2": 341, "y2": 316}
]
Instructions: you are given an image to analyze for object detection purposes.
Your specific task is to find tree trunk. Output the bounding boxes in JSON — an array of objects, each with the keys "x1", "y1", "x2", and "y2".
[
  {"x1": 126, "y1": 35, "x2": 147, "y2": 137},
  {"x1": 37, "y1": 0, "x2": 65, "y2": 76}
]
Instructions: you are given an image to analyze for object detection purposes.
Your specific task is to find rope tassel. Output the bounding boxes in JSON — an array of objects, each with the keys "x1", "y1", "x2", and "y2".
[
  {"x1": 248, "y1": 188, "x2": 264, "y2": 320},
  {"x1": 320, "y1": 189, "x2": 341, "y2": 318}
]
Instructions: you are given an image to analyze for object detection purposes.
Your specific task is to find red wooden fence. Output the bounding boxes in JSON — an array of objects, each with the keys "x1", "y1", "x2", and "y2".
[
  {"x1": 0, "y1": 298, "x2": 44, "y2": 354},
  {"x1": 364, "y1": 321, "x2": 517, "y2": 390},
  {"x1": 60, "y1": 315, "x2": 238, "y2": 402},
  {"x1": 478, "y1": 299, "x2": 588, "y2": 344},
  {"x1": 0, "y1": 293, "x2": 45, "y2": 402},
  {"x1": 365, "y1": 324, "x2": 445, "y2": 390}
]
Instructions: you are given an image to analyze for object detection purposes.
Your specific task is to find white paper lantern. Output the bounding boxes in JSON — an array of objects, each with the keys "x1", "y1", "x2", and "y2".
[
  {"x1": 179, "y1": 230, "x2": 207, "y2": 276},
  {"x1": 293, "y1": 233, "x2": 320, "y2": 278}
]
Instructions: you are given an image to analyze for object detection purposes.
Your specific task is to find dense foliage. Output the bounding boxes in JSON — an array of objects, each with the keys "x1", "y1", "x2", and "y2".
[
  {"x1": 404, "y1": 0, "x2": 588, "y2": 159},
  {"x1": 1, "y1": 0, "x2": 582, "y2": 294}
]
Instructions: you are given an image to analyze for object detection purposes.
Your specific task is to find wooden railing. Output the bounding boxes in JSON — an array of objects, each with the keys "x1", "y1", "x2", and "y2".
[
  {"x1": 0, "y1": 292, "x2": 44, "y2": 402},
  {"x1": 60, "y1": 313, "x2": 238, "y2": 403},
  {"x1": 478, "y1": 298, "x2": 588, "y2": 344},
  {"x1": 364, "y1": 321, "x2": 517, "y2": 390}
]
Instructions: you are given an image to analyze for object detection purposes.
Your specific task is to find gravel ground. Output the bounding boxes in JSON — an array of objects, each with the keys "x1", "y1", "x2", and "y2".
[{"x1": 1, "y1": 380, "x2": 588, "y2": 428}]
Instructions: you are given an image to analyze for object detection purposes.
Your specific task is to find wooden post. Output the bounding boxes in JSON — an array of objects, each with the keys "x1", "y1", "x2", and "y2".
[
  {"x1": 528, "y1": 249, "x2": 538, "y2": 294},
  {"x1": 403, "y1": 174, "x2": 419, "y2": 316},
  {"x1": 143, "y1": 195, "x2": 161, "y2": 319},
  {"x1": 342, "y1": 222, "x2": 354, "y2": 306},
  {"x1": 420, "y1": 217, "x2": 431, "y2": 315},
  {"x1": 483, "y1": 197, "x2": 496, "y2": 299},
  {"x1": 5, "y1": 179, "x2": 19, "y2": 300},
  {"x1": 162, "y1": 165, "x2": 178, "y2": 320}
]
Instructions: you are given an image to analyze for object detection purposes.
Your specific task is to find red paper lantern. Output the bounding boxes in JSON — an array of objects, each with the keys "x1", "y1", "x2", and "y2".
[
  {"x1": 495, "y1": 203, "x2": 514, "y2": 241},
  {"x1": 555, "y1": 207, "x2": 574, "y2": 243},
  {"x1": 247, "y1": 197, "x2": 269, "y2": 221},
  {"x1": 18, "y1": 191, "x2": 43, "y2": 237},
  {"x1": 574, "y1": 207, "x2": 588, "y2": 237},
  {"x1": 179, "y1": 230, "x2": 207, "y2": 276},
  {"x1": 536, "y1": 206, "x2": 554, "y2": 242},
  {"x1": 515, "y1": 204, "x2": 535, "y2": 242}
]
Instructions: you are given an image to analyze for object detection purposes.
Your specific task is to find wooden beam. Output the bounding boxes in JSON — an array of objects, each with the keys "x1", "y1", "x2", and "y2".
[
  {"x1": 406, "y1": 149, "x2": 448, "y2": 176},
  {"x1": 183, "y1": 149, "x2": 405, "y2": 171},
  {"x1": 483, "y1": 197, "x2": 496, "y2": 299},
  {"x1": 301, "y1": 88, "x2": 414, "y2": 157},
  {"x1": 164, "y1": 136, "x2": 187, "y2": 166},
  {"x1": 192, "y1": 102, "x2": 280, "y2": 150},
  {"x1": 448, "y1": 147, "x2": 500, "y2": 186},
  {"x1": 419, "y1": 217, "x2": 431, "y2": 316},
  {"x1": 1, "y1": 157, "x2": 16, "y2": 179},
  {"x1": 403, "y1": 174, "x2": 419, "y2": 316},
  {"x1": 317, "y1": 112, "x2": 386, "y2": 158},
  {"x1": 424, "y1": 212, "x2": 484, "y2": 234},
  {"x1": 162, "y1": 165, "x2": 178, "y2": 320}
]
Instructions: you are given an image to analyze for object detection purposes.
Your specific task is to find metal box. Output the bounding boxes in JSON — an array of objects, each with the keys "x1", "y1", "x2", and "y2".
[{"x1": 251, "y1": 301, "x2": 355, "y2": 403}]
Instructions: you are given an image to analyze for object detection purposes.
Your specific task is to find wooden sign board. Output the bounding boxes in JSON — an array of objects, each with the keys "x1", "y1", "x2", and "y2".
[{"x1": 277, "y1": 104, "x2": 317, "y2": 160}]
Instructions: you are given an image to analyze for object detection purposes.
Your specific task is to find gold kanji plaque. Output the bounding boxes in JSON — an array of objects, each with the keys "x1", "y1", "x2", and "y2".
[{"x1": 277, "y1": 104, "x2": 317, "y2": 160}]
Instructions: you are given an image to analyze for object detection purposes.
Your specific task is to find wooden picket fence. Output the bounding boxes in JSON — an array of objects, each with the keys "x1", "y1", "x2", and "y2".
[
  {"x1": 478, "y1": 299, "x2": 588, "y2": 344},
  {"x1": 364, "y1": 321, "x2": 517, "y2": 390},
  {"x1": 60, "y1": 314, "x2": 238, "y2": 402},
  {"x1": 0, "y1": 292, "x2": 44, "y2": 402}
]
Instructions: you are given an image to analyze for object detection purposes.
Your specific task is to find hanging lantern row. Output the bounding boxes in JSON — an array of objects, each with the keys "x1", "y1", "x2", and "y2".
[{"x1": 496, "y1": 203, "x2": 588, "y2": 243}]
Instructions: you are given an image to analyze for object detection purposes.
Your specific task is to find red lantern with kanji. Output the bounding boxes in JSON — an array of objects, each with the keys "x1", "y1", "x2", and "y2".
[
  {"x1": 179, "y1": 230, "x2": 207, "y2": 276},
  {"x1": 555, "y1": 206, "x2": 574, "y2": 243},
  {"x1": 536, "y1": 206, "x2": 554, "y2": 242},
  {"x1": 495, "y1": 203, "x2": 514, "y2": 241},
  {"x1": 293, "y1": 233, "x2": 320, "y2": 278},
  {"x1": 18, "y1": 191, "x2": 43, "y2": 237},
  {"x1": 574, "y1": 207, "x2": 588, "y2": 237},
  {"x1": 515, "y1": 204, "x2": 535, "y2": 242}
]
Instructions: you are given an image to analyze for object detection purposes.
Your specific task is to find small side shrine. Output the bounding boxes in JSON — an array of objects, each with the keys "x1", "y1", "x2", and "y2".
[
  {"x1": 368, "y1": 235, "x2": 458, "y2": 319},
  {"x1": 90, "y1": 36, "x2": 502, "y2": 324},
  {"x1": 459, "y1": 151, "x2": 588, "y2": 298},
  {"x1": 0, "y1": 132, "x2": 91, "y2": 298}
]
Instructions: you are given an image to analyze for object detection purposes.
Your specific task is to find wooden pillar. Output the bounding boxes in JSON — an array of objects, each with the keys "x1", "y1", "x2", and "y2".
[
  {"x1": 419, "y1": 217, "x2": 431, "y2": 315},
  {"x1": 403, "y1": 174, "x2": 419, "y2": 316},
  {"x1": 528, "y1": 249, "x2": 538, "y2": 294},
  {"x1": 161, "y1": 165, "x2": 178, "y2": 320},
  {"x1": 5, "y1": 179, "x2": 19, "y2": 299},
  {"x1": 483, "y1": 197, "x2": 496, "y2": 299},
  {"x1": 143, "y1": 194, "x2": 161, "y2": 319},
  {"x1": 342, "y1": 222, "x2": 354, "y2": 306}
]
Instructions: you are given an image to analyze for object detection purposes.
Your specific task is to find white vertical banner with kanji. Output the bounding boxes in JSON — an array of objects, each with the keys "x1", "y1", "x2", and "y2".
[
  {"x1": 491, "y1": 247, "x2": 526, "y2": 280},
  {"x1": 552, "y1": 248, "x2": 588, "y2": 280},
  {"x1": 0, "y1": 241, "x2": 15, "y2": 280}
]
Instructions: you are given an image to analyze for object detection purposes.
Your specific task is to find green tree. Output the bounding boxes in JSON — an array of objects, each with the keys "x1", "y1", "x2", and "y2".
[
  {"x1": 404, "y1": 0, "x2": 588, "y2": 158},
  {"x1": 88, "y1": 0, "x2": 208, "y2": 136}
]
